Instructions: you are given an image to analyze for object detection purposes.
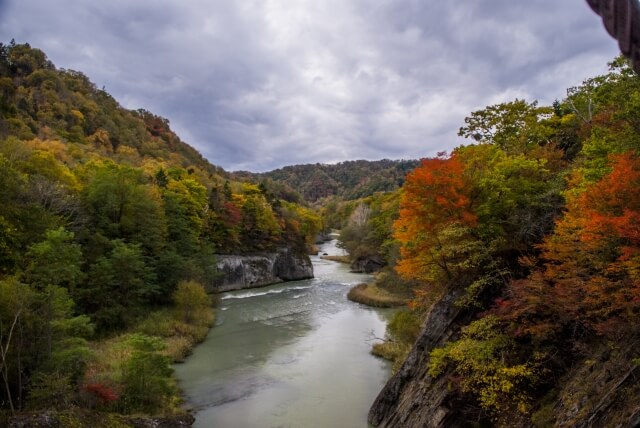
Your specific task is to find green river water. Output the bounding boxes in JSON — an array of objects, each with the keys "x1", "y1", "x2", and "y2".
[{"x1": 174, "y1": 240, "x2": 394, "y2": 428}]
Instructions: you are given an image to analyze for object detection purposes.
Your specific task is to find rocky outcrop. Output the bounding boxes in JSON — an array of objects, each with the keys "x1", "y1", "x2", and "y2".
[
  {"x1": 368, "y1": 288, "x2": 476, "y2": 427},
  {"x1": 550, "y1": 340, "x2": 640, "y2": 428},
  {"x1": 214, "y1": 247, "x2": 313, "y2": 292},
  {"x1": 369, "y1": 288, "x2": 640, "y2": 428},
  {"x1": 350, "y1": 255, "x2": 386, "y2": 273}
]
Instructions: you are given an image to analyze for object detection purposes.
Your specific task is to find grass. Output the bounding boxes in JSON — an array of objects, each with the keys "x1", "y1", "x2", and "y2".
[
  {"x1": 371, "y1": 341, "x2": 413, "y2": 373},
  {"x1": 320, "y1": 255, "x2": 351, "y2": 263},
  {"x1": 347, "y1": 283, "x2": 408, "y2": 308},
  {"x1": 134, "y1": 307, "x2": 215, "y2": 362},
  {"x1": 82, "y1": 305, "x2": 216, "y2": 417}
]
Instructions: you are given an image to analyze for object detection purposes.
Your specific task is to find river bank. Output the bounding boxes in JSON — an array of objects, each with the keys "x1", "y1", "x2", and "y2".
[
  {"x1": 5, "y1": 302, "x2": 213, "y2": 428},
  {"x1": 174, "y1": 239, "x2": 394, "y2": 427},
  {"x1": 347, "y1": 283, "x2": 408, "y2": 308}
]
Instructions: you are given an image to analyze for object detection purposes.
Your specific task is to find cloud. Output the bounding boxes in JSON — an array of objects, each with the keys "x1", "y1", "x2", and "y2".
[{"x1": 0, "y1": 0, "x2": 620, "y2": 171}]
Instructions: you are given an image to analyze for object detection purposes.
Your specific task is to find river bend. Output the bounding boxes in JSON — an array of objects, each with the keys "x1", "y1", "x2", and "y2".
[{"x1": 174, "y1": 240, "x2": 393, "y2": 428}]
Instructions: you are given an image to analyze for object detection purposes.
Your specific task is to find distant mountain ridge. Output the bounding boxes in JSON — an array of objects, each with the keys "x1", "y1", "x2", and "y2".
[{"x1": 235, "y1": 159, "x2": 420, "y2": 203}]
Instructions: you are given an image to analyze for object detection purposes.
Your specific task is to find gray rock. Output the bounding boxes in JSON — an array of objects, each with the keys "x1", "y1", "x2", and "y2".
[
  {"x1": 214, "y1": 247, "x2": 313, "y2": 292},
  {"x1": 368, "y1": 287, "x2": 474, "y2": 428},
  {"x1": 350, "y1": 255, "x2": 385, "y2": 273}
]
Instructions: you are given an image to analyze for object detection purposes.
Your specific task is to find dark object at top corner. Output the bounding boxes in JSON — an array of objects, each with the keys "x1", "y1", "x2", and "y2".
[{"x1": 586, "y1": 0, "x2": 640, "y2": 74}]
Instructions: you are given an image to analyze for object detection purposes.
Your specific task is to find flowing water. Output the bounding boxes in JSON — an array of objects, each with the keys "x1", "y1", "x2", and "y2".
[{"x1": 174, "y1": 240, "x2": 394, "y2": 428}]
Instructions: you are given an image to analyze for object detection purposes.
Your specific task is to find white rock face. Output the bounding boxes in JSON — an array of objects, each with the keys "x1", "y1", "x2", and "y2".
[{"x1": 214, "y1": 248, "x2": 313, "y2": 292}]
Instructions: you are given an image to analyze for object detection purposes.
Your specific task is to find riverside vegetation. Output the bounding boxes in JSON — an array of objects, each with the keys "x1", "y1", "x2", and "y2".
[
  {"x1": 262, "y1": 56, "x2": 640, "y2": 426},
  {"x1": 363, "y1": 57, "x2": 640, "y2": 426},
  {"x1": 0, "y1": 41, "x2": 321, "y2": 426},
  {"x1": 2, "y1": 38, "x2": 640, "y2": 427}
]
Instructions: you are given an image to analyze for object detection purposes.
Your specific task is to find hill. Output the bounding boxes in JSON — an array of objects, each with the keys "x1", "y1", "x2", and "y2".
[
  {"x1": 0, "y1": 40, "x2": 321, "y2": 424},
  {"x1": 367, "y1": 57, "x2": 640, "y2": 427},
  {"x1": 234, "y1": 158, "x2": 420, "y2": 203},
  {"x1": 0, "y1": 40, "x2": 222, "y2": 177}
]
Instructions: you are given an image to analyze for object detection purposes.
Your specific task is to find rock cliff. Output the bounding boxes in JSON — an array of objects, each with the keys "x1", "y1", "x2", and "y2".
[
  {"x1": 214, "y1": 247, "x2": 313, "y2": 292},
  {"x1": 368, "y1": 288, "x2": 470, "y2": 427},
  {"x1": 369, "y1": 288, "x2": 640, "y2": 428}
]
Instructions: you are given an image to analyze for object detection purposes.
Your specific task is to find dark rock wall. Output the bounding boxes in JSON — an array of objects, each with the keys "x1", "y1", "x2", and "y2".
[
  {"x1": 369, "y1": 288, "x2": 640, "y2": 428},
  {"x1": 368, "y1": 288, "x2": 474, "y2": 428},
  {"x1": 350, "y1": 255, "x2": 386, "y2": 273}
]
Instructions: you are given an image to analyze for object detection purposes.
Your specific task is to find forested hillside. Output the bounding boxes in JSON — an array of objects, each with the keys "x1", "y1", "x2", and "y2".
[
  {"x1": 3, "y1": 37, "x2": 639, "y2": 427},
  {"x1": 368, "y1": 57, "x2": 640, "y2": 427},
  {"x1": 0, "y1": 41, "x2": 320, "y2": 424},
  {"x1": 235, "y1": 158, "x2": 419, "y2": 203}
]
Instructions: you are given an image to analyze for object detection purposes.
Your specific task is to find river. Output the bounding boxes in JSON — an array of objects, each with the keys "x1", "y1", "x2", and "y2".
[{"x1": 174, "y1": 240, "x2": 393, "y2": 428}]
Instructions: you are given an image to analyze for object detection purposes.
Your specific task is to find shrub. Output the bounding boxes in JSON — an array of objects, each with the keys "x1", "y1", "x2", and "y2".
[
  {"x1": 172, "y1": 280, "x2": 211, "y2": 324},
  {"x1": 428, "y1": 316, "x2": 538, "y2": 415},
  {"x1": 387, "y1": 309, "x2": 421, "y2": 344},
  {"x1": 118, "y1": 334, "x2": 175, "y2": 414}
]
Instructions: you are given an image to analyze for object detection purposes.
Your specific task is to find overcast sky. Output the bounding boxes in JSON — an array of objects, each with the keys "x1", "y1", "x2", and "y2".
[{"x1": 0, "y1": 0, "x2": 620, "y2": 172}]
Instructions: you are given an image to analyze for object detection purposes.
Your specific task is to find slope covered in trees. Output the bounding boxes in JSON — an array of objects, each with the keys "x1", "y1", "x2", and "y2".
[
  {"x1": 0, "y1": 41, "x2": 320, "y2": 423},
  {"x1": 3, "y1": 37, "x2": 639, "y2": 427},
  {"x1": 370, "y1": 57, "x2": 640, "y2": 427},
  {"x1": 235, "y1": 158, "x2": 420, "y2": 203}
]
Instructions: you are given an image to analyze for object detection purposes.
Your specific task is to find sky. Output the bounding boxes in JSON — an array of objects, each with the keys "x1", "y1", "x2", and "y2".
[{"x1": 0, "y1": 0, "x2": 621, "y2": 172}]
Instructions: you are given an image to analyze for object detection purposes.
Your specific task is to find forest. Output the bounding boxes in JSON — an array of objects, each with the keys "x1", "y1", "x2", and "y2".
[
  {"x1": 2, "y1": 36, "x2": 640, "y2": 427},
  {"x1": 317, "y1": 56, "x2": 640, "y2": 426},
  {"x1": 0, "y1": 41, "x2": 321, "y2": 425},
  {"x1": 235, "y1": 158, "x2": 419, "y2": 203}
]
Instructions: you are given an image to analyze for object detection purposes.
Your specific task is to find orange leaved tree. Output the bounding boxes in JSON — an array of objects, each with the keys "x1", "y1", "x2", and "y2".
[{"x1": 394, "y1": 153, "x2": 479, "y2": 294}]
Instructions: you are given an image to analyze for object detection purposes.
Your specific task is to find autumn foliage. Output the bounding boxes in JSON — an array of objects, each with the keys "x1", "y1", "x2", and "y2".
[
  {"x1": 394, "y1": 154, "x2": 477, "y2": 287},
  {"x1": 393, "y1": 59, "x2": 640, "y2": 423},
  {"x1": 82, "y1": 382, "x2": 119, "y2": 407},
  {"x1": 501, "y1": 152, "x2": 640, "y2": 338}
]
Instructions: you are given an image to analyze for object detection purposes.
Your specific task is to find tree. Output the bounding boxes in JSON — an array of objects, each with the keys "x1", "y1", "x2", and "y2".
[
  {"x1": 565, "y1": 57, "x2": 640, "y2": 183},
  {"x1": 545, "y1": 152, "x2": 640, "y2": 333},
  {"x1": 161, "y1": 177, "x2": 207, "y2": 256},
  {"x1": 338, "y1": 202, "x2": 372, "y2": 255},
  {"x1": 456, "y1": 143, "x2": 564, "y2": 253},
  {"x1": 26, "y1": 285, "x2": 93, "y2": 410},
  {"x1": 23, "y1": 227, "x2": 84, "y2": 292},
  {"x1": 233, "y1": 187, "x2": 281, "y2": 250},
  {"x1": 81, "y1": 240, "x2": 156, "y2": 331},
  {"x1": 172, "y1": 280, "x2": 211, "y2": 324},
  {"x1": 0, "y1": 277, "x2": 34, "y2": 413},
  {"x1": 458, "y1": 100, "x2": 555, "y2": 154},
  {"x1": 498, "y1": 152, "x2": 640, "y2": 340},
  {"x1": 278, "y1": 201, "x2": 322, "y2": 252},
  {"x1": 394, "y1": 154, "x2": 478, "y2": 288},
  {"x1": 118, "y1": 334, "x2": 175, "y2": 414},
  {"x1": 0, "y1": 278, "x2": 93, "y2": 412},
  {"x1": 82, "y1": 161, "x2": 166, "y2": 256},
  {"x1": 0, "y1": 153, "x2": 27, "y2": 273}
]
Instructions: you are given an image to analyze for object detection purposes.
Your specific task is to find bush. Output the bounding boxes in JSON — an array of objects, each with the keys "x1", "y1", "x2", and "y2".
[
  {"x1": 118, "y1": 334, "x2": 175, "y2": 414},
  {"x1": 428, "y1": 316, "x2": 538, "y2": 415},
  {"x1": 387, "y1": 309, "x2": 421, "y2": 344},
  {"x1": 371, "y1": 341, "x2": 413, "y2": 373},
  {"x1": 374, "y1": 268, "x2": 418, "y2": 296},
  {"x1": 172, "y1": 280, "x2": 211, "y2": 325}
]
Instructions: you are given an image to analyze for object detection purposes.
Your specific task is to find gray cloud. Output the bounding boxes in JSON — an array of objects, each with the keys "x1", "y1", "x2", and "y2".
[{"x1": 0, "y1": 0, "x2": 620, "y2": 171}]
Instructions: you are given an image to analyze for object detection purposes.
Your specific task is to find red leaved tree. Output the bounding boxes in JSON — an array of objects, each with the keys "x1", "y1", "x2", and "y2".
[{"x1": 499, "y1": 152, "x2": 640, "y2": 338}]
